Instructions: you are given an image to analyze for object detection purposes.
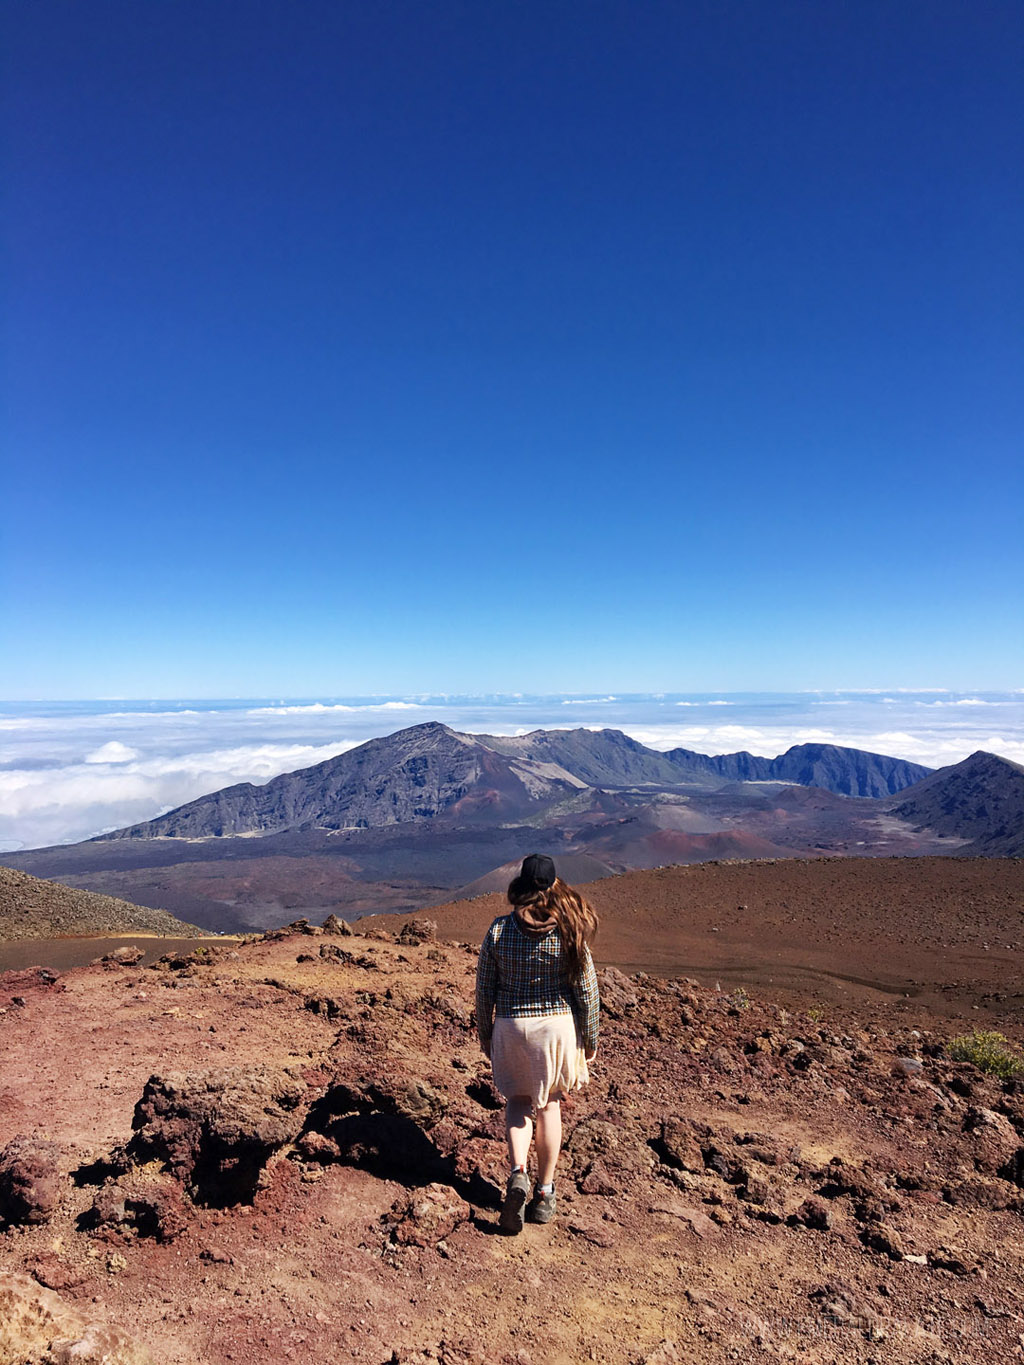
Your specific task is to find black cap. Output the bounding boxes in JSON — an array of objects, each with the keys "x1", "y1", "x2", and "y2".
[{"x1": 515, "y1": 853, "x2": 556, "y2": 893}]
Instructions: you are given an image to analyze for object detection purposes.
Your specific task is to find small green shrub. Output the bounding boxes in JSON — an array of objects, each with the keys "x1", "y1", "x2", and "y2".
[
  {"x1": 806, "y1": 1006, "x2": 824, "y2": 1023},
  {"x1": 947, "y1": 1030, "x2": 1024, "y2": 1080}
]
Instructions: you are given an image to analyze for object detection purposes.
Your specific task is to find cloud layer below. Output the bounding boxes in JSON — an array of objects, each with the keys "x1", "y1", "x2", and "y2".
[{"x1": 1, "y1": 692, "x2": 1021, "y2": 852}]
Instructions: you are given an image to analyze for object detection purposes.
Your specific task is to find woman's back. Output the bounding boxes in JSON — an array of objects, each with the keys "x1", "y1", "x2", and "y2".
[{"x1": 478, "y1": 913, "x2": 576, "y2": 1021}]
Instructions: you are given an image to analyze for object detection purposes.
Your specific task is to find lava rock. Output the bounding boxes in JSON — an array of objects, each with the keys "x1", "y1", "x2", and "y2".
[
  {"x1": 398, "y1": 918, "x2": 439, "y2": 945},
  {"x1": 597, "y1": 967, "x2": 639, "y2": 1018},
  {"x1": 389, "y1": 1182, "x2": 470, "y2": 1247},
  {"x1": 790, "y1": 1195, "x2": 832, "y2": 1230},
  {"x1": 657, "y1": 1117, "x2": 704, "y2": 1173},
  {"x1": 0, "y1": 1136, "x2": 62, "y2": 1226},
  {"x1": 0, "y1": 1271, "x2": 152, "y2": 1363},
  {"x1": 322, "y1": 913, "x2": 354, "y2": 936},
  {"x1": 859, "y1": 1222, "x2": 905, "y2": 1259},
  {"x1": 101, "y1": 946, "x2": 145, "y2": 967},
  {"x1": 127, "y1": 1065, "x2": 307, "y2": 1205},
  {"x1": 87, "y1": 1174, "x2": 189, "y2": 1243}
]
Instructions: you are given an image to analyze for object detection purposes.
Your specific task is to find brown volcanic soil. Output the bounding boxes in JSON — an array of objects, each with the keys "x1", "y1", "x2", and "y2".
[
  {"x1": 377, "y1": 857, "x2": 1024, "y2": 1028},
  {"x1": 2, "y1": 920, "x2": 1024, "y2": 1362},
  {"x1": 0, "y1": 865, "x2": 200, "y2": 941}
]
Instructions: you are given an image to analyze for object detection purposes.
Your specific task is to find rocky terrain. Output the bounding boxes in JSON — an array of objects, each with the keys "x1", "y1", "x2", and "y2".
[
  {"x1": 2, "y1": 894, "x2": 1024, "y2": 1364},
  {"x1": 0, "y1": 867, "x2": 200, "y2": 941}
]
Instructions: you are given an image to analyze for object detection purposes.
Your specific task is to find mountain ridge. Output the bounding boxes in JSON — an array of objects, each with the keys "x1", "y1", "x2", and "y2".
[
  {"x1": 887, "y1": 750, "x2": 1024, "y2": 856},
  {"x1": 95, "y1": 722, "x2": 932, "y2": 842}
]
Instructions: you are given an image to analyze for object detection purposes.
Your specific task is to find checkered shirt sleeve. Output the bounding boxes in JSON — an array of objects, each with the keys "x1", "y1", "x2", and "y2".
[{"x1": 571, "y1": 945, "x2": 600, "y2": 1055}]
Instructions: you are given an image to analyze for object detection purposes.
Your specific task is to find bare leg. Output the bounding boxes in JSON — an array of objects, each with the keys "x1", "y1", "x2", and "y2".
[
  {"x1": 534, "y1": 1097, "x2": 562, "y2": 1186},
  {"x1": 505, "y1": 1096, "x2": 534, "y2": 1170}
]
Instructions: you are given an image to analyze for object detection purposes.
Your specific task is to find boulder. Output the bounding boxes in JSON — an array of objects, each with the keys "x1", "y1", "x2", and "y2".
[
  {"x1": 127, "y1": 1065, "x2": 306, "y2": 1205},
  {"x1": 389, "y1": 1182, "x2": 470, "y2": 1246},
  {"x1": 657, "y1": 1117, "x2": 704, "y2": 1173},
  {"x1": 963, "y1": 1105, "x2": 1021, "y2": 1174},
  {"x1": 101, "y1": 946, "x2": 144, "y2": 967},
  {"x1": 597, "y1": 968, "x2": 638, "y2": 1018},
  {"x1": 0, "y1": 1136, "x2": 61, "y2": 1226},
  {"x1": 790, "y1": 1195, "x2": 832, "y2": 1230},
  {"x1": 398, "y1": 918, "x2": 438, "y2": 945},
  {"x1": 86, "y1": 1173, "x2": 190, "y2": 1242},
  {"x1": 567, "y1": 1117, "x2": 646, "y2": 1170},
  {"x1": 302, "y1": 1071, "x2": 450, "y2": 1182},
  {"x1": 322, "y1": 913, "x2": 354, "y2": 936}
]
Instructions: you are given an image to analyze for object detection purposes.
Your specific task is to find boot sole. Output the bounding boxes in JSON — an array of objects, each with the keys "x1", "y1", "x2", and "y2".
[{"x1": 499, "y1": 1186, "x2": 528, "y2": 1235}]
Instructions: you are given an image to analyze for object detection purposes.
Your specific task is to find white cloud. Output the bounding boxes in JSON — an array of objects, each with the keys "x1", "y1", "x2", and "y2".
[
  {"x1": 246, "y1": 701, "x2": 423, "y2": 715},
  {"x1": 84, "y1": 741, "x2": 139, "y2": 764},
  {"x1": 561, "y1": 697, "x2": 618, "y2": 705},
  {"x1": 916, "y1": 698, "x2": 995, "y2": 707},
  {"x1": 0, "y1": 740, "x2": 360, "y2": 849}
]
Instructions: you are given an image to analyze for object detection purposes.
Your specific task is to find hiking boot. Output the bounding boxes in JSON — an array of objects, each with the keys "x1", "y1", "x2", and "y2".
[
  {"x1": 526, "y1": 1185, "x2": 556, "y2": 1224},
  {"x1": 499, "y1": 1170, "x2": 531, "y2": 1235}
]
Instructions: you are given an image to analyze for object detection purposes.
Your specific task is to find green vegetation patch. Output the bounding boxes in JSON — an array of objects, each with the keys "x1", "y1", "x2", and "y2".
[{"x1": 948, "y1": 1030, "x2": 1024, "y2": 1081}]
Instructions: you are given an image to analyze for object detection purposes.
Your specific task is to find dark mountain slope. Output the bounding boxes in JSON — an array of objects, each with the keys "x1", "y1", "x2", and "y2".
[
  {"x1": 769, "y1": 743, "x2": 930, "y2": 797},
  {"x1": 94, "y1": 723, "x2": 934, "y2": 843},
  {"x1": 663, "y1": 741, "x2": 930, "y2": 796},
  {"x1": 97, "y1": 722, "x2": 585, "y2": 840},
  {"x1": 887, "y1": 750, "x2": 1024, "y2": 856}
]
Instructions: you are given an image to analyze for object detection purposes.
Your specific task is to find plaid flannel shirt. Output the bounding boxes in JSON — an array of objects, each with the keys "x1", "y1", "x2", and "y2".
[{"x1": 475, "y1": 913, "x2": 600, "y2": 1055}]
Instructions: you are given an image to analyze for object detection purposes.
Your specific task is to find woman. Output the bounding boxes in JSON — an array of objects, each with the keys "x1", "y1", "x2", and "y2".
[{"x1": 475, "y1": 853, "x2": 600, "y2": 1234}]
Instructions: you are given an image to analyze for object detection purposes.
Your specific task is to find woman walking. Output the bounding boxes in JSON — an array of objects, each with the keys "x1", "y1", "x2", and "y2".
[{"x1": 475, "y1": 853, "x2": 600, "y2": 1234}]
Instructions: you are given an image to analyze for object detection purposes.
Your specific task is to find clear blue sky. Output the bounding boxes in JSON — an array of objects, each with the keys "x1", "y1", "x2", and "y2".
[{"x1": 3, "y1": 1, "x2": 1022, "y2": 697}]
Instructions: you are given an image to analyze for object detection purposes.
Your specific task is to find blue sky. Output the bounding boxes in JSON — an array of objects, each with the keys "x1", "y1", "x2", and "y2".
[{"x1": 3, "y1": 1, "x2": 1022, "y2": 697}]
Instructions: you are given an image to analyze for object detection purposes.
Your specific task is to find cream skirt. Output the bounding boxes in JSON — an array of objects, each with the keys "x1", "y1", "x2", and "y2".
[{"x1": 491, "y1": 1012, "x2": 590, "y2": 1109}]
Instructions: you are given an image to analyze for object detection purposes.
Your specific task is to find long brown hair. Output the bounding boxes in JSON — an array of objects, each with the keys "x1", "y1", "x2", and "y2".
[{"x1": 507, "y1": 876, "x2": 599, "y2": 983}]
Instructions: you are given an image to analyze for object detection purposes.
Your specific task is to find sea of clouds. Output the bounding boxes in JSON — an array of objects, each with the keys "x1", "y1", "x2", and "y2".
[{"x1": 1, "y1": 691, "x2": 1021, "y2": 852}]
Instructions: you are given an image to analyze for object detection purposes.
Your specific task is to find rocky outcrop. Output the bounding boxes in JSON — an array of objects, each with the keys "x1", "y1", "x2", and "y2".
[
  {"x1": 84, "y1": 1172, "x2": 190, "y2": 1243},
  {"x1": 0, "y1": 1137, "x2": 61, "y2": 1226},
  {"x1": 386, "y1": 1183, "x2": 471, "y2": 1248},
  {"x1": 125, "y1": 1066, "x2": 307, "y2": 1205}
]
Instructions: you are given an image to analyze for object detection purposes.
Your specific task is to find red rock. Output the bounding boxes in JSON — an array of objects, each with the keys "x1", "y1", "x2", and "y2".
[
  {"x1": 321, "y1": 913, "x2": 354, "y2": 936},
  {"x1": 390, "y1": 1183, "x2": 470, "y2": 1246},
  {"x1": 647, "y1": 1196, "x2": 717, "y2": 1238},
  {"x1": 579, "y1": 1161, "x2": 619, "y2": 1195},
  {"x1": 88, "y1": 1173, "x2": 190, "y2": 1243},
  {"x1": 127, "y1": 1065, "x2": 307, "y2": 1205},
  {"x1": 790, "y1": 1195, "x2": 832, "y2": 1230},
  {"x1": 0, "y1": 1135, "x2": 62, "y2": 1226},
  {"x1": 398, "y1": 918, "x2": 439, "y2": 945}
]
